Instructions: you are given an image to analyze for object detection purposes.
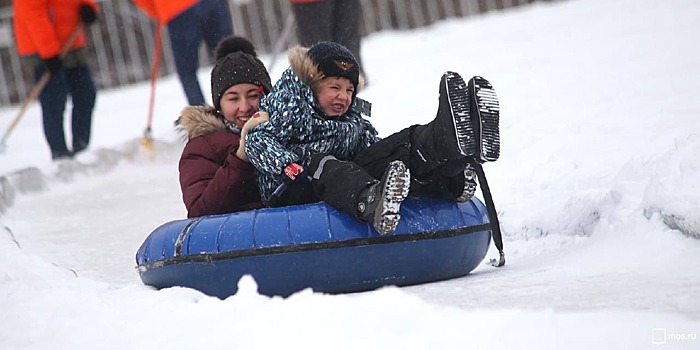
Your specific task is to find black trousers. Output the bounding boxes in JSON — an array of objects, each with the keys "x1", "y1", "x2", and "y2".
[
  {"x1": 353, "y1": 126, "x2": 466, "y2": 200},
  {"x1": 269, "y1": 153, "x2": 376, "y2": 219},
  {"x1": 36, "y1": 64, "x2": 96, "y2": 159},
  {"x1": 271, "y1": 125, "x2": 465, "y2": 215},
  {"x1": 291, "y1": 0, "x2": 363, "y2": 71}
]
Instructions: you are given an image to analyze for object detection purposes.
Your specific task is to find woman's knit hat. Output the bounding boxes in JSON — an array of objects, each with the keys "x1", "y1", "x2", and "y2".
[
  {"x1": 307, "y1": 41, "x2": 360, "y2": 97},
  {"x1": 210, "y1": 36, "x2": 272, "y2": 110}
]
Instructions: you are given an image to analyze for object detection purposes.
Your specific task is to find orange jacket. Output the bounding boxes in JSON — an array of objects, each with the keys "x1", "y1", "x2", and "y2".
[
  {"x1": 12, "y1": 0, "x2": 99, "y2": 59},
  {"x1": 132, "y1": 0, "x2": 198, "y2": 24}
]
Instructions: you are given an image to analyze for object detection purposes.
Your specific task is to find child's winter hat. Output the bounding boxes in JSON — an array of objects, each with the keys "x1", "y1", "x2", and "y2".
[
  {"x1": 307, "y1": 41, "x2": 360, "y2": 96},
  {"x1": 210, "y1": 36, "x2": 272, "y2": 110}
]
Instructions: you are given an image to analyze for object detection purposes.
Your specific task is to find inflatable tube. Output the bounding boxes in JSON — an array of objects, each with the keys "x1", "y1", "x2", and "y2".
[{"x1": 136, "y1": 196, "x2": 492, "y2": 298}]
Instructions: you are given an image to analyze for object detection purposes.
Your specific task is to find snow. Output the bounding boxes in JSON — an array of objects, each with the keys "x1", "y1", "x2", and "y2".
[{"x1": 1, "y1": 0, "x2": 699, "y2": 348}]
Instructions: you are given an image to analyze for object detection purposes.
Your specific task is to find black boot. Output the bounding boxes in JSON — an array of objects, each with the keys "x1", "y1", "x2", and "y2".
[
  {"x1": 455, "y1": 162, "x2": 478, "y2": 203},
  {"x1": 411, "y1": 71, "x2": 476, "y2": 170},
  {"x1": 408, "y1": 72, "x2": 476, "y2": 180},
  {"x1": 308, "y1": 154, "x2": 376, "y2": 214},
  {"x1": 357, "y1": 160, "x2": 411, "y2": 235},
  {"x1": 308, "y1": 155, "x2": 410, "y2": 234},
  {"x1": 467, "y1": 76, "x2": 500, "y2": 163},
  {"x1": 436, "y1": 71, "x2": 477, "y2": 159}
]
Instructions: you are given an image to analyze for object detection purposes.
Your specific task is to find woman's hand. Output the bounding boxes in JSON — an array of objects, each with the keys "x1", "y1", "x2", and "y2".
[{"x1": 236, "y1": 112, "x2": 269, "y2": 161}]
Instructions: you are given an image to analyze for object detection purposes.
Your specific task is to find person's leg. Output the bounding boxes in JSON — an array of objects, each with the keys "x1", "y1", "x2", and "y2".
[
  {"x1": 308, "y1": 154, "x2": 410, "y2": 235},
  {"x1": 331, "y1": 0, "x2": 363, "y2": 71},
  {"x1": 352, "y1": 126, "x2": 440, "y2": 196},
  {"x1": 36, "y1": 67, "x2": 71, "y2": 159},
  {"x1": 200, "y1": 0, "x2": 233, "y2": 56},
  {"x1": 168, "y1": 6, "x2": 206, "y2": 106},
  {"x1": 65, "y1": 64, "x2": 96, "y2": 154},
  {"x1": 268, "y1": 180, "x2": 319, "y2": 208},
  {"x1": 406, "y1": 72, "x2": 498, "y2": 174},
  {"x1": 291, "y1": 1, "x2": 332, "y2": 47},
  {"x1": 353, "y1": 128, "x2": 411, "y2": 179},
  {"x1": 409, "y1": 72, "x2": 500, "y2": 201},
  {"x1": 354, "y1": 72, "x2": 493, "y2": 202},
  {"x1": 417, "y1": 161, "x2": 478, "y2": 202}
]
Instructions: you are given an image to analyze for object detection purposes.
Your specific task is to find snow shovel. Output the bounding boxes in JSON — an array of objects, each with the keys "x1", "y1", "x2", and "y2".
[{"x1": 0, "y1": 24, "x2": 84, "y2": 154}]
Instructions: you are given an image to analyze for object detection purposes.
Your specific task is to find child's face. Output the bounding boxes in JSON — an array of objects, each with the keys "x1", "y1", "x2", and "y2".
[
  {"x1": 316, "y1": 77, "x2": 354, "y2": 117},
  {"x1": 219, "y1": 83, "x2": 261, "y2": 128}
]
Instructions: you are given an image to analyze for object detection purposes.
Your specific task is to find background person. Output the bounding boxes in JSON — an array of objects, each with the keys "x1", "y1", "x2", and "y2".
[
  {"x1": 12, "y1": 0, "x2": 99, "y2": 160},
  {"x1": 289, "y1": 0, "x2": 365, "y2": 77},
  {"x1": 133, "y1": 0, "x2": 233, "y2": 106}
]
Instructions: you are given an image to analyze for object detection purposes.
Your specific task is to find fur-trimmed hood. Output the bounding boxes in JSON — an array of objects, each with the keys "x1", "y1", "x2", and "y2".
[
  {"x1": 287, "y1": 46, "x2": 365, "y2": 95},
  {"x1": 176, "y1": 105, "x2": 232, "y2": 140}
]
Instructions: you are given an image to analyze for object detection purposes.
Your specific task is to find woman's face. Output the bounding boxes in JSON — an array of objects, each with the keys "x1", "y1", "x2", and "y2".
[
  {"x1": 316, "y1": 77, "x2": 354, "y2": 117},
  {"x1": 219, "y1": 83, "x2": 261, "y2": 128}
]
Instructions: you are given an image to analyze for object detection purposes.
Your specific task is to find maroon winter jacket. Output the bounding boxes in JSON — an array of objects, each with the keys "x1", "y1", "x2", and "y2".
[{"x1": 178, "y1": 105, "x2": 262, "y2": 217}]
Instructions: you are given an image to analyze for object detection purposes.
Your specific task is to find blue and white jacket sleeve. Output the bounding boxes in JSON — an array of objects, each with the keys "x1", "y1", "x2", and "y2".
[{"x1": 245, "y1": 89, "x2": 313, "y2": 177}]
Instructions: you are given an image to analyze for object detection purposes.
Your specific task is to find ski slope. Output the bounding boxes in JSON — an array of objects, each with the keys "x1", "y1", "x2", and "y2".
[{"x1": 1, "y1": 0, "x2": 698, "y2": 349}]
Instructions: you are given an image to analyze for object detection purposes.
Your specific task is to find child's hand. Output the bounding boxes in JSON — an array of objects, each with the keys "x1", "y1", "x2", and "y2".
[{"x1": 236, "y1": 112, "x2": 269, "y2": 161}]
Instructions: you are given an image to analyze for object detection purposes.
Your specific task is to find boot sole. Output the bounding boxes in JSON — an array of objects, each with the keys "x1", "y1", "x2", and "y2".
[
  {"x1": 374, "y1": 161, "x2": 411, "y2": 235},
  {"x1": 469, "y1": 76, "x2": 500, "y2": 162},
  {"x1": 443, "y1": 71, "x2": 476, "y2": 158}
]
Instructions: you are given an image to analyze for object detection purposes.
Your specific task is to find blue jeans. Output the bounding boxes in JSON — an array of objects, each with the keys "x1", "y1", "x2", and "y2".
[
  {"x1": 36, "y1": 64, "x2": 96, "y2": 159},
  {"x1": 168, "y1": 0, "x2": 233, "y2": 106}
]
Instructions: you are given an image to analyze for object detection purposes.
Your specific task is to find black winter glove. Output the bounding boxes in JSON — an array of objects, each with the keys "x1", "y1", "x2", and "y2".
[
  {"x1": 43, "y1": 56, "x2": 63, "y2": 75},
  {"x1": 282, "y1": 163, "x2": 307, "y2": 186},
  {"x1": 79, "y1": 4, "x2": 97, "y2": 25}
]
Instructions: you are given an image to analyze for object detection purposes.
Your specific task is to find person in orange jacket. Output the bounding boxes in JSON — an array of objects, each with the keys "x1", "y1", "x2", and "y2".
[
  {"x1": 289, "y1": 0, "x2": 365, "y2": 77},
  {"x1": 132, "y1": 0, "x2": 233, "y2": 106},
  {"x1": 12, "y1": 0, "x2": 99, "y2": 160}
]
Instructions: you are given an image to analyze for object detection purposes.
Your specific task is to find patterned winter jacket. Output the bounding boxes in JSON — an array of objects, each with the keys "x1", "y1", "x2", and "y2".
[
  {"x1": 177, "y1": 105, "x2": 262, "y2": 217},
  {"x1": 246, "y1": 47, "x2": 379, "y2": 205}
]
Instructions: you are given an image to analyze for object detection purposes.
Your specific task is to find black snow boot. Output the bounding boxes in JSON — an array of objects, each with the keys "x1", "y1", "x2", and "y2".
[
  {"x1": 467, "y1": 76, "x2": 500, "y2": 163},
  {"x1": 357, "y1": 160, "x2": 411, "y2": 235},
  {"x1": 308, "y1": 154, "x2": 410, "y2": 234},
  {"x1": 410, "y1": 71, "x2": 477, "y2": 174},
  {"x1": 436, "y1": 71, "x2": 477, "y2": 159},
  {"x1": 415, "y1": 72, "x2": 501, "y2": 165},
  {"x1": 308, "y1": 154, "x2": 377, "y2": 214}
]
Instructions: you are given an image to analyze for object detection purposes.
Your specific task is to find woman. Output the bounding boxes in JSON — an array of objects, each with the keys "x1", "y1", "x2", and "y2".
[
  {"x1": 177, "y1": 36, "x2": 272, "y2": 217},
  {"x1": 245, "y1": 41, "x2": 500, "y2": 235}
]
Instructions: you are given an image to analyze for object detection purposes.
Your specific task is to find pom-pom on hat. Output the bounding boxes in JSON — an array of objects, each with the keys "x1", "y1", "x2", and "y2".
[
  {"x1": 307, "y1": 41, "x2": 360, "y2": 97},
  {"x1": 210, "y1": 36, "x2": 272, "y2": 110}
]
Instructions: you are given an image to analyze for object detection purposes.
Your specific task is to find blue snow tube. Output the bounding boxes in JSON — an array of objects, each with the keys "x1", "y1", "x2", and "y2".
[{"x1": 135, "y1": 196, "x2": 492, "y2": 298}]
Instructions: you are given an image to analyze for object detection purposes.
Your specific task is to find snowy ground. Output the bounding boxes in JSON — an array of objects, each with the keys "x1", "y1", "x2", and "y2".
[{"x1": 1, "y1": 0, "x2": 699, "y2": 349}]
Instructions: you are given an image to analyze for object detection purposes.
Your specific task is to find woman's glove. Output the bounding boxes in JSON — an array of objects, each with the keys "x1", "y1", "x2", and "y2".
[
  {"x1": 43, "y1": 56, "x2": 62, "y2": 74},
  {"x1": 79, "y1": 5, "x2": 98, "y2": 25}
]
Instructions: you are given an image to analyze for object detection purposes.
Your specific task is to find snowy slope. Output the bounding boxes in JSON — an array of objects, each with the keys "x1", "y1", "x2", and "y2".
[{"x1": 1, "y1": 0, "x2": 699, "y2": 349}]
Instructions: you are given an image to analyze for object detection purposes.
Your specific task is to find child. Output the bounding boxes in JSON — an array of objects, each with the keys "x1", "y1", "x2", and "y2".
[
  {"x1": 246, "y1": 41, "x2": 499, "y2": 234},
  {"x1": 177, "y1": 36, "x2": 272, "y2": 217}
]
